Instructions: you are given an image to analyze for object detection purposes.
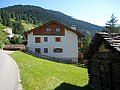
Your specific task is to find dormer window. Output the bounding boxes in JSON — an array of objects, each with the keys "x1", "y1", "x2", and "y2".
[
  {"x1": 46, "y1": 28, "x2": 51, "y2": 32},
  {"x1": 56, "y1": 28, "x2": 61, "y2": 32}
]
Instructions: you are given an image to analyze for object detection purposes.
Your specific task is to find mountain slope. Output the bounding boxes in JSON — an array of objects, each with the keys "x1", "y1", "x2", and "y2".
[{"x1": 2, "y1": 5, "x2": 102, "y2": 36}]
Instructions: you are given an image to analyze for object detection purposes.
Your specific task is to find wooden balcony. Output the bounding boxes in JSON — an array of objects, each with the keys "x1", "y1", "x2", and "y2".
[
  {"x1": 78, "y1": 53, "x2": 84, "y2": 58},
  {"x1": 78, "y1": 42, "x2": 83, "y2": 48},
  {"x1": 78, "y1": 53, "x2": 84, "y2": 60},
  {"x1": 78, "y1": 52, "x2": 84, "y2": 63}
]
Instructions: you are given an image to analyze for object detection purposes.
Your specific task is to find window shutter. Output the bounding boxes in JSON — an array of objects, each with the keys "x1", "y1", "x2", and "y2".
[
  {"x1": 35, "y1": 37, "x2": 41, "y2": 43},
  {"x1": 55, "y1": 37, "x2": 61, "y2": 42}
]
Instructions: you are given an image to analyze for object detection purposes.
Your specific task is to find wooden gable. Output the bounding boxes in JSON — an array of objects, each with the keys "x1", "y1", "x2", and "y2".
[
  {"x1": 99, "y1": 43, "x2": 109, "y2": 53},
  {"x1": 33, "y1": 22, "x2": 65, "y2": 36},
  {"x1": 24, "y1": 21, "x2": 84, "y2": 37}
]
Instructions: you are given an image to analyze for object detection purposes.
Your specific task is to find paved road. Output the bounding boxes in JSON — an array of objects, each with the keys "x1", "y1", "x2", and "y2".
[{"x1": 0, "y1": 50, "x2": 19, "y2": 90}]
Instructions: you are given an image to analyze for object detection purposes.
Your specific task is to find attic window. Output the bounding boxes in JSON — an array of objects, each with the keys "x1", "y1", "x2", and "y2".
[
  {"x1": 99, "y1": 44, "x2": 109, "y2": 53},
  {"x1": 46, "y1": 28, "x2": 51, "y2": 32},
  {"x1": 56, "y1": 28, "x2": 61, "y2": 32}
]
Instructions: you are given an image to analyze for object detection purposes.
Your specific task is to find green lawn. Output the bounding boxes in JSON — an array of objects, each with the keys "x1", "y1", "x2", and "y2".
[{"x1": 11, "y1": 51, "x2": 89, "y2": 90}]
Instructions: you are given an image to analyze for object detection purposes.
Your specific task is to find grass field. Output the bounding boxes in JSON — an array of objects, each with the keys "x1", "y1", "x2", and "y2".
[{"x1": 11, "y1": 51, "x2": 90, "y2": 90}]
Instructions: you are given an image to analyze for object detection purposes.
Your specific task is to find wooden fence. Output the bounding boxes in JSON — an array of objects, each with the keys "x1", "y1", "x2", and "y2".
[{"x1": 25, "y1": 48, "x2": 82, "y2": 65}]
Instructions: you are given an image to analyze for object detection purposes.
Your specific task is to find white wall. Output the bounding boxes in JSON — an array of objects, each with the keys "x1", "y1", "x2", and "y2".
[
  {"x1": 27, "y1": 29, "x2": 78, "y2": 62},
  {"x1": 3, "y1": 28, "x2": 12, "y2": 35}
]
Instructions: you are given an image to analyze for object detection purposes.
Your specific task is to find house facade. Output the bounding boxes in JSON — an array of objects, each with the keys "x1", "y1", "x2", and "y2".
[
  {"x1": 24, "y1": 21, "x2": 84, "y2": 62},
  {"x1": 87, "y1": 32, "x2": 120, "y2": 90},
  {"x1": 3, "y1": 28, "x2": 14, "y2": 38}
]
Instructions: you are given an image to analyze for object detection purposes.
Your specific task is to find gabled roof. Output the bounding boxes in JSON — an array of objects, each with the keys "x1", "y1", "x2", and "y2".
[
  {"x1": 89, "y1": 32, "x2": 120, "y2": 54},
  {"x1": 87, "y1": 32, "x2": 120, "y2": 59},
  {"x1": 24, "y1": 21, "x2": 84, "y2": 37},
  {"x1": 98, "y1": 32, "x2": 120, "y2": 52}
]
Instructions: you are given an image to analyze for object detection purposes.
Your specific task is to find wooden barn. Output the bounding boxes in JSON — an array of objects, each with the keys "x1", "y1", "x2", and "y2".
[
  {"x1": 3, "y1": 44, "x2": 25, "y2": 50},
  {"x1": 87, "y1": 32, "x2": 120, "y2": 90}
]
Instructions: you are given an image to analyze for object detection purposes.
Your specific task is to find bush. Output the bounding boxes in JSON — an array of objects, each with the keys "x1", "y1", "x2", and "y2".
[{"x1": 10, "y1": 35, "x2": 26, "y2": 44}]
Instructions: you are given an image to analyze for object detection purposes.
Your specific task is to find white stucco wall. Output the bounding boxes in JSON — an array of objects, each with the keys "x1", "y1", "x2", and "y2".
[
  {"x1": 27, "y1": 29, "x2": 78, "y2": 62},
  {"x1": 3, "y1": 28, "x2": 13, "y2": 35}
]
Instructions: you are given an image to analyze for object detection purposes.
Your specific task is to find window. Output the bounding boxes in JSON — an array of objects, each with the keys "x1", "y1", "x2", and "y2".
[
  {"x1": 44, "y1": 48, "x2": 48, "y2": 53},
  {"x1": 53, "y1": 48, "x2": 63, "y2": 53},
  {"x1": 35, "y1": 37, "x2": 41, "y2": 43},
  {"x1": 55, "y1": 37, "x2": 61, "y2": 42},
  {"x1": 56, "y1": 28, "x2": 61, "y2": 32},
  {"x1": 46, "y1": 28, "x2": 51, "y2": 32},
  {"x1": 35, "y1": 48, "x2": 41, "y2": 53},
  {"x1": 44, "y1": 37, "x2": 48, "y2": 42}
]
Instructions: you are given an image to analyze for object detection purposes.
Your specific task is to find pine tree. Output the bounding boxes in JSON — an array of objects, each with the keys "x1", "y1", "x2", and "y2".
[
  {"x1": 11, "y1": 12, "x2": 15, "y2": 19},
  {"x1": 2, "y1": 17, "x2": 7, "y2": 26},
  {"x1": 106, "y1": 13, "x2": 118, "y2": 27},
  {"x1": 6, "y1": 19, "x2": 12, "y2": 27},
  {"x1": 105, "y1": 13, "x2": 118, "y2": 33},
  {"x1": 12, "y1": 22, "x2": 25, "y2": 35}
]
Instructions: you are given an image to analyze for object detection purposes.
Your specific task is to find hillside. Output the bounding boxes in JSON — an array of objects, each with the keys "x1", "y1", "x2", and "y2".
[
  {"x1": 21, "y1": 20, "x2": 37, "y2": 31},
  {"x1": 1, "y1": 5, "x2": 102, "y2": 36}
]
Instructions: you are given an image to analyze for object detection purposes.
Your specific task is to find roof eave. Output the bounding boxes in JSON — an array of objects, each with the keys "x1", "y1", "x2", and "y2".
[{"x1": 23, "y1": 21, "x2": 84, "y2": 37}]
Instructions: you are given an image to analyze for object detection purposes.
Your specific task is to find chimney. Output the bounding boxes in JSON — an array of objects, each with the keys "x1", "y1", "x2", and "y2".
[{"x1": 70, "y1": 25, "x2": 76, "y2": 30}]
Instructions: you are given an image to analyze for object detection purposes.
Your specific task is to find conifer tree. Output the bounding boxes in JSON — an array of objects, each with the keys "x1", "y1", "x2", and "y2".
[{"x1": 105, "y1": 13, "x2": 119, "y2": 33}]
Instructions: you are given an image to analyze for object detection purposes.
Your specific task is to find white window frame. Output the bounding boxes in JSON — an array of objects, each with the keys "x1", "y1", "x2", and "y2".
[
  {"x1": 56, "y1": 28, "x2": 61, "y2": 32},
  {"x1": 46, "y1": 28, "x2": 51, "y2": 32}
]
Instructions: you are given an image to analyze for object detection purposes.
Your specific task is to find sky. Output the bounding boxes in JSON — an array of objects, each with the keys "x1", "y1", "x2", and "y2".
[{"x1": 0, "y1": 0, "x2": 120, "y2": 26}]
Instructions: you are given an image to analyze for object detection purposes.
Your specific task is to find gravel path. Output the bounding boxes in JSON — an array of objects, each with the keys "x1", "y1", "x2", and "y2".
[{"x1": 0, "y1": 50, "x2": 22, "y2": 90}]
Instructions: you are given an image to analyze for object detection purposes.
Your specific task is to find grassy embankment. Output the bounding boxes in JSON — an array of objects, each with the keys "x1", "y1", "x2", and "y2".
[{"x1": 11, "y1": 51, "x2": 90, "y2": 90}]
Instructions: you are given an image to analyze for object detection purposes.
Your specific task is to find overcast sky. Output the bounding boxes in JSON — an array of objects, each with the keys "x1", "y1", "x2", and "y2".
[{"x1": 0, "y1": 0, "x2": 120, "y2": 26}]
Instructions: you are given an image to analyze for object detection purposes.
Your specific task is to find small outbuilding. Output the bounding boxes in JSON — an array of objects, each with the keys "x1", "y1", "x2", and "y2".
[
  {"x1": 3, "y1": 44, "x2": 25, "y2": 50},
  {"x1": 87, "y1": 32, "x2": 120, "y2": 90}
]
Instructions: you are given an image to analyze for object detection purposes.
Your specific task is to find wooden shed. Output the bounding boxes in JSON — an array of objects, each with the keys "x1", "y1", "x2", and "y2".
[
  {"x1": 3, "y1": 44, "x2": 26, "y2": 50},
  {"x1": 87, "y1": 32, "x2": 120, "y2": 90}
]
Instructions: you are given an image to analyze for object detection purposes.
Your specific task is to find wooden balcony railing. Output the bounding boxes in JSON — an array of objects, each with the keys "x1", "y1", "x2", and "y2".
[
  {"x1": 78, "y1": 42, "x2": 83, "y2": 48},
  {"x1": 78, "y1": 53, "x2": 84, "y2": 60}
]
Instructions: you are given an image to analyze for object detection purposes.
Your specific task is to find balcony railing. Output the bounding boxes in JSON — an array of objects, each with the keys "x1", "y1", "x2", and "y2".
[
  {"x1": 78, "y1": 53, "x2": 84, "y2": 59},
  {"x1": 78, "y1": 42, "x2": 83, "y2": 48}
]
